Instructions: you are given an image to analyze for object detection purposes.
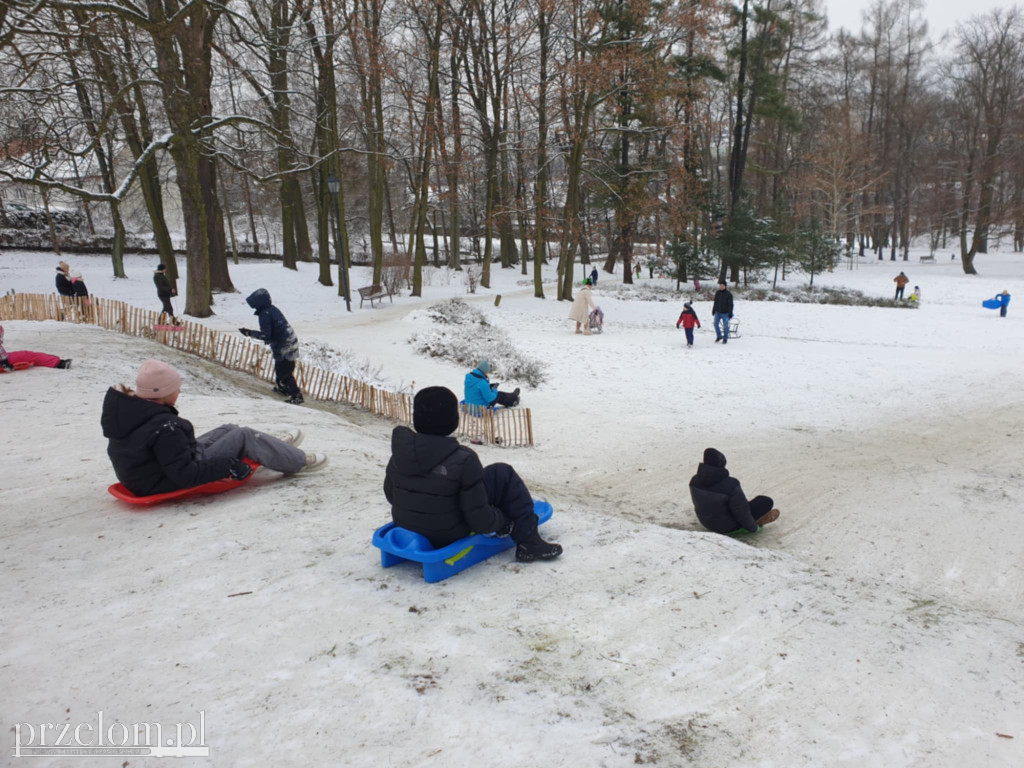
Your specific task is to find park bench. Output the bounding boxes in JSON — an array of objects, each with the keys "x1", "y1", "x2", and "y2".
[
  {"x1": 358, "y1": 284, "x2": 392, "y2": 308},
  {"x1": 919, "y1": 254, "x2": 935, "y2": 263}
]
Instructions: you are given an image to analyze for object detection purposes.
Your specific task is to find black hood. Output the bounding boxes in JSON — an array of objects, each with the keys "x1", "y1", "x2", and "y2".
[
  {"x1": 389, "y1": 425, "x2": 460, "y2": 475},
  {"x1": 246, "y1": 288, "x2": 271, "y2": 313},
  {"x1": 692, "y1": 461, "x2": 731, "y2": 489},
  {"x1": 101, "y1": 387, "x2": 177, "y2": 440}
]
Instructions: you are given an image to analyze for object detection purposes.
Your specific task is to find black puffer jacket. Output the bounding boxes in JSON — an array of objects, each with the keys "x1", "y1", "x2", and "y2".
[
  {"x1": 55, "y1": 270, "x2": 74, "y2": 297},
  {"x1": 100, "y1": 387, "x2": 234, "y2": 496},
  {"x1": 383, "y1": 425, "x2": 504, "y2": 547},
  {"x1": 688, "y1": 450, "x2": 758, "y2": 533},
  {"x1": 712, "y1": 288, "x2": 734, "y2": 315}
]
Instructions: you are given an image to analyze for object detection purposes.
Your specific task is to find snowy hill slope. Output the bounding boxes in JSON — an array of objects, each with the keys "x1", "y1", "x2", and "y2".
[{"x1": 1, "y1": 322, "x2": 1021, "y2": 767}]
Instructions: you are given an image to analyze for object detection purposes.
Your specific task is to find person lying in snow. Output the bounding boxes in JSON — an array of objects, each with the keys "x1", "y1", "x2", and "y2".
[
  {"x1": 464, "y1": 359, "x2": 519, "y2": 408},
  {"x1": 688, "y1": 448, "x2": 779, "y2": 534},
  {"x1": 384, "y1": 386, "x2": 561, "y2": 563},
  {"x1": 0, "y1": 325, "x2": 72, "y2": 371},
  {"x1": 101, "y1": 359, "x2": 327, "y2": 497}
]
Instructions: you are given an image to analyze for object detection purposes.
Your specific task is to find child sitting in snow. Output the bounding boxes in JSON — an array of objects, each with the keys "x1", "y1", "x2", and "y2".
[
  {"x1": 101, "y1": 359, "x2": 327, "y2": 497},
  {"x1": 688, "y1": 448, "x2": 779, "y2": 534},
  {"x1": 0, "y1": 324, "x2": 72, "y2": 371},
  {"x1": 384, "y1": 386, "x2": 561, "y2": 562},
  {"x1": 909, "y1": 286, "x2": 921, "y2": 303}
]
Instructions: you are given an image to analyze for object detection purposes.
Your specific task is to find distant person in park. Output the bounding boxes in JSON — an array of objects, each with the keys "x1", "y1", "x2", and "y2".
[
  {"x1": 694, "y1": 278, "x2": 702, "y2": 292},
  {"x1": 689, "y1": 448, "x2": 779, "y2": 534},
  {"x1": 998, "y1": 290, "x2": 1011, "y2": 318},
  {"x1": 635, "y1": 264, "x2": 642, "y2": 279},
  {"x1": 464, "y1": 359, "x2": 519, "y2": 409},
  {"x1": 894, "y1": 271, "x2": 909, "y2": 300},
  {"x1": 240, "y1": 288, "x2": 304, "y2": 405},
  {"x1": 384, "y1": 385, "x2": 562, "y2": 562},
  {"x1": 69, "y1": 271, "x2": 89, "y2": 300},
  {"x1": 676, "y1": 302, "x2": 701, "y2": 348},
  {"x1": 101, "y1": 359, "x2": 327, "y2": 497},
  {"x1": 55, "y1": 261, "x2": 74, "y2": 297},
  {"x1": 590, "y1": 266, "x2": 599, "y2": 285},
  {"x1": 0, "y1": 325, "x2": 72, "y2": 371},
  {"x1": 570, "y1": 278, "x2": 598, "y2": 335},
  {"x1": 712, "y1": 279, "x2": 734, "y2": 344},
  {"x1": 909, "y1": 286, "x2": 921, "y2": 303},
  {"x1": 153, "y1": 263, "x2": 178, "y2": 322}
]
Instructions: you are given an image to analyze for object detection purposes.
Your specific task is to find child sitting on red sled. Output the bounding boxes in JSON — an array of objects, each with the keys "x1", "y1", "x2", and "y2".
[{"x1": 101, "y1": 359, "x2": 328, "y2": 497}]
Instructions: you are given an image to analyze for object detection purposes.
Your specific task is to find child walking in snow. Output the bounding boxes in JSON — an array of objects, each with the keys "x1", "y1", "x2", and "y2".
[
  {"x1": 676, "y1": 302, "x2": 701, "y2": 347},
  {"x1": 240, "y1": 289, "x2": 304, "y2": 404}
]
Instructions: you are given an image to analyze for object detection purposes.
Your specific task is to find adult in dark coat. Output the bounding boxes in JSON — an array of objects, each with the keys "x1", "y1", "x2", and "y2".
[
  {"x1": 55, "y1": 262, "x2": 74, "y2": 297},
  {"x1": 153, "y1": 263, "x2": 177, "y2": 320},
  {"x1": 688, "y1": 448, "x2": 778, "y2": 534},
  {"x1": 240, "y1": 288, "x2": 303, "y2": 404},
  {"x1": 712, "y1": 280, "x2": 734, "y2": 344},
  {"x1": 384, "y1": 386, "x2": 562, "y2": 562}
]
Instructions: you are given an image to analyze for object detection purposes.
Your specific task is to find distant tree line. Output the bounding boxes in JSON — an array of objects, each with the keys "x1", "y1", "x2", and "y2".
[{"x1": 0, "y1": 0, "x2": 1021, "y2": 315}]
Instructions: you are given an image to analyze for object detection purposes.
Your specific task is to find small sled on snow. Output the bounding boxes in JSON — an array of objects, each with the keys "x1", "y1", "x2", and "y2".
[
  {"x1": 108, "y1": 459, "x2": 260, "y2": 506},
  {"x1": 982, "y1": 298, "x2": 1002, "y2": 310},
  {"x1": 0, "y1": 361, "x2": 34, "y2": 373},
  {"x1": 372, "y1": 500, "x2": 553, "y2": 582}
]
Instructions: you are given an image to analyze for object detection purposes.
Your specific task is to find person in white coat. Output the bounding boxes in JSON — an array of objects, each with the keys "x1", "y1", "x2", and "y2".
[{"x1": 569, "y1": 278, "x2": 598, "y2": 334}]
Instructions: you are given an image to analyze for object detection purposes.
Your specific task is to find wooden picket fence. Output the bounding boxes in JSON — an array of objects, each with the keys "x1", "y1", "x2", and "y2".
[{"x1": 0, "y1": 292, "x2": 534, "y2": 447}]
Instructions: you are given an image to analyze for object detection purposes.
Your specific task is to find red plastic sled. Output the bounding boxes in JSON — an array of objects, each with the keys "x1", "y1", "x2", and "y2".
[
  {"x1": 0, "y1": 361, "x2": 34, "y2": 373},
  {"x1": 107, "y1": 459, "x2": 260, "y2": 506}
]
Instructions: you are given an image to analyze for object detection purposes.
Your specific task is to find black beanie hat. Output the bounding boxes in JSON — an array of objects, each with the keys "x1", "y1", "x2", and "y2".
[
  {"x1": 413, "y1": 386, "x2": 460, "y2": 436},
  {"x1": 157, "y1": 263, "x2": 166, "y2": 271},
  {"x1": 703, "y1": 447, "x2": 726, "y2": 467}
]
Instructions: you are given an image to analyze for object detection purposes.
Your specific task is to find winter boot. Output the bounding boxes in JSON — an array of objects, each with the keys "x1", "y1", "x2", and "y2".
[
  {"x1": 56, "y1": 359, "x2": 73, "y2": 369},
  {"x1": 286, "y1": 393, "x2": 305, "y2": 405},
  {"x1": 757, "y1": 508, "x2": 780, "y2": 526},
  {"x1": 515, "y1": 538, "x2": 563, "y2": 563}
]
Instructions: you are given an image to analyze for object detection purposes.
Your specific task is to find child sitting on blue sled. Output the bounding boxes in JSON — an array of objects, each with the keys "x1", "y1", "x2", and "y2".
[{"x1": 384, "y1": 386, "x2": 561, "y2": 563}]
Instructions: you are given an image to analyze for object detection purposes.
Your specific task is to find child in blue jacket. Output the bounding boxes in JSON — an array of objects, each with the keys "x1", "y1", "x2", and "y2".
[
  {"x1": 464, "y1": 360, "x2": 519, "y2": 409},
  {"x1": 240, "y1": 288, "x2": 304, "y2": 404}
]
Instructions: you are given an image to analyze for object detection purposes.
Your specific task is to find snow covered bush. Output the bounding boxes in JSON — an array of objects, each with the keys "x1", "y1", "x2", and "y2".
[
  {"x1": 409, "y1": 298, "x2": 547, "y2": 386},
  {"x1": 300, "y1": 339, "x2": 413, "y2": 392}
]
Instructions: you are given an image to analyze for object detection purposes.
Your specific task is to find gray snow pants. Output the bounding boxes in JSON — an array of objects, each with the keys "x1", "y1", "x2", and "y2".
[{"x1": 195, "y1": 424, "x2": 306, "y2": 474}]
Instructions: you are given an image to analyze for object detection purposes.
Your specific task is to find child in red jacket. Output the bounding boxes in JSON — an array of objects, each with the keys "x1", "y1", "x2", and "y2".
[{"x1": 676, "y1": 302, "x2": 701, "y2": 348}]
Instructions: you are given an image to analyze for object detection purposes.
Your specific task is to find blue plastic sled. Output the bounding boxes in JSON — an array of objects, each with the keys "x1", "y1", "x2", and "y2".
[
  {"x1": 372, "y1": 500, "x2": 553, "y2": 583},
  {"x1": 982, "y1": 298, "x2": 1002, "y2": 310}
]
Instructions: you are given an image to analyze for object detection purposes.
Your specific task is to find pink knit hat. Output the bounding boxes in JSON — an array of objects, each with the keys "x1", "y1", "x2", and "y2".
[{"x1": 135, "y1": 359, "x2": 182, "y2": 400}]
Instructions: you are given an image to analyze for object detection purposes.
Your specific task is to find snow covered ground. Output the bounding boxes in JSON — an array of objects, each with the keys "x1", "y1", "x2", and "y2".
[{"x1": 1, "y1": 247, "x2": 1022, "y2": 766}]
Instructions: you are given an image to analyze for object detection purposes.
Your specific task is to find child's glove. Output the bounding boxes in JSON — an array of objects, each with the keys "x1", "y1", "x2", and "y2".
[
  {"x1": 228, "y1": 459, "x2": 253, "y2": 481},
  {"x1": 239, "y1": 328, "x2": 254, "y2": 338},
  {"x1": 1, "y1": 357, "x2": 13, "y2": 372},
  {"x1": 490, "y1": 382, "x2": 498, "y2": 389},
  {"x1": 494, "y1": 514, "x2": 513, "y2": 538}
]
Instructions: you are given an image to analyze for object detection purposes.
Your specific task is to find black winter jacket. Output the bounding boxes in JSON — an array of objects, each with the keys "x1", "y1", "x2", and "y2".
[
  {"x1": 55, "y1": 271, "x2": 74, "y2": 297},
  {"x1": 712, "y1": 288, "x2": 734, "y2": 316},
  {"x1": 383, "y1": 425, "x2": 504, "y2": 547},
  {"x1": 154, "y1": 272, "x2": 175, "y2": 299},
  {"x1": 101, "y1": 387, "x2": 234, "y2": 496},
  {"x1": 245, "y1": 289, "x2": 299, "y2": 361},
  {"x1": 688, "y1": 461, "x2": 759, "y2": 533}
]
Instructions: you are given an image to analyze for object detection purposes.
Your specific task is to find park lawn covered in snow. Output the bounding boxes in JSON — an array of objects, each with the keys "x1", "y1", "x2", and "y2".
[{"x1": 1, "y1": 247, "x2": 1022, "y2": 766}]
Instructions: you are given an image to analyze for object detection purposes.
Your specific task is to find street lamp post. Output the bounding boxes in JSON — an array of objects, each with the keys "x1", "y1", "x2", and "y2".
[{"x1": 327, "y1": 173, "x2": 351, "y2": 312}]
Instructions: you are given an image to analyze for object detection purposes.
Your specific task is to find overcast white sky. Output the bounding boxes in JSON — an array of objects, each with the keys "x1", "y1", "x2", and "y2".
[{"x1": 823, "y1": 0, "x2": 1018, "y2": 39}]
